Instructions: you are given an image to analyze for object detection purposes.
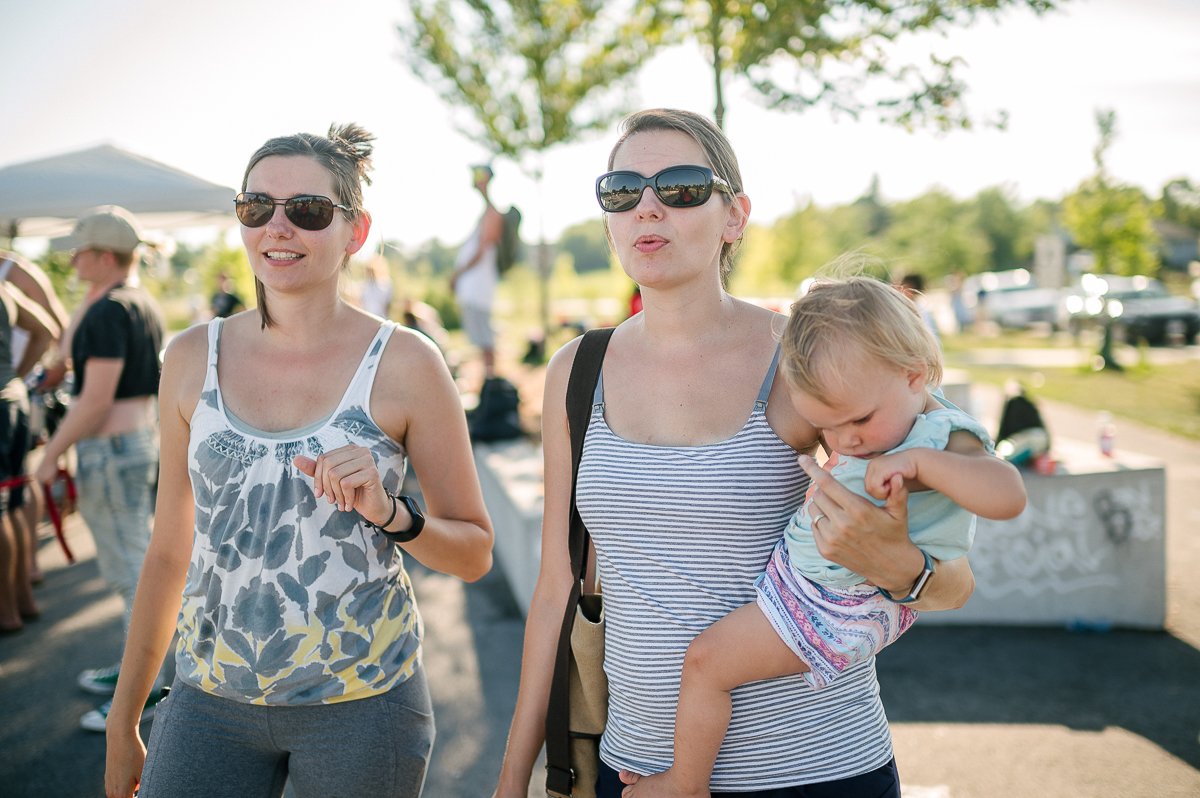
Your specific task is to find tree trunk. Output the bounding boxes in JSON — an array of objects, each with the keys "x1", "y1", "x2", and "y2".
[
  {"x1": 709, "y1": 2, "x2": 725, "y2": 128},
  {"x1": 535, "y1": 165, "x2": 550, "y2": 358}
]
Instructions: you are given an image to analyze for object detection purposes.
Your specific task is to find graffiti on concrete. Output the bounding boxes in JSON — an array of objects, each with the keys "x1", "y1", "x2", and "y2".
[{"x1": 972, "y1": 475, "x2": 1163, "y2": 599}]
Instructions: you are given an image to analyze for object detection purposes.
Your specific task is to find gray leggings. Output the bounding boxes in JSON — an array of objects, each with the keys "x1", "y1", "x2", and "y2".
[{"x1": 139, "y1": 668, "x2": 434, "y2": 798}]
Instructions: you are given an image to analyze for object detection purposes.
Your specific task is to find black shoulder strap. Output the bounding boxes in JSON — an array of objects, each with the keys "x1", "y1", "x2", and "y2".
[{"x1": 545, "y1": 327, "x2": 614, "y2": 797}]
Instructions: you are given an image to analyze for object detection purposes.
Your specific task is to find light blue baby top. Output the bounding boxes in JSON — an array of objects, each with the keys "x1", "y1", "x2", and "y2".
[{"x1": 784, "y1": 398, "x2": 992, "y2": 587}]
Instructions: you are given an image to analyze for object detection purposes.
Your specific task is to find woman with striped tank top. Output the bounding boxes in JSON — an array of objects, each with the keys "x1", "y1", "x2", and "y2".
[
  {"x1": 102, "y1": 124, "x2": 493, "y2": 798},
  {"x1": 492, "y1": 109, "x2": 977, "y2": 798}
]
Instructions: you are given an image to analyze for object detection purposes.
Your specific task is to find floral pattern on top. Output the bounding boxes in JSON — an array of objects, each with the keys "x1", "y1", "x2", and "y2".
[{"x1": 177, "y1": 320, "x2": 420, "y2": 706}]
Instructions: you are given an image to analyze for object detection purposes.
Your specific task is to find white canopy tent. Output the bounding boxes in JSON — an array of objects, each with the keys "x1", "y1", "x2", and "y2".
[{"x1": 0, "y1": 143, "x2": 235, "y2": 241}]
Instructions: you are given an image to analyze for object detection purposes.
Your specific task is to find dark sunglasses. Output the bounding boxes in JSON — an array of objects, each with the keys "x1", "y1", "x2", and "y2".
[
  {"x1": 234, "y1": 192, "x2": 352, "y2": 231},
  {"x1": 595, "y1": 164, "x2": 733, "y2": 213}
]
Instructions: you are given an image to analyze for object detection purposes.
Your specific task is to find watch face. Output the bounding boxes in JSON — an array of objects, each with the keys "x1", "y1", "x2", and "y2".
[
  {"x1": 909, "y1": 567, "x2": 934, "y2": 601},
  {"x1": 382, "y1": 495, "x2": 424, "y2": 543}
]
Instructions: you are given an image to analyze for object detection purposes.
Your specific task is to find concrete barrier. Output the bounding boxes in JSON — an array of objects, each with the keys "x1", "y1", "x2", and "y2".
[
  {"x1": 474, "y1": 434, "x2": 1167, "y2": 630},
  {"x1": 923, "y1": 438, "x2": 1166, "y2": 629},
  {"x1": 473, "y1": 438, "x2": 543, "y2": 614}
]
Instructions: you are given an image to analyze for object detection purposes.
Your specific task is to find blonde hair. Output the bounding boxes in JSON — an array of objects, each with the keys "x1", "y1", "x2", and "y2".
[
  {"x1": 781, "y1": 272, "x2": 942, "y2": 405},
  {"x1": 607, "y1": 108, "x2": 744, "y2": 283}
]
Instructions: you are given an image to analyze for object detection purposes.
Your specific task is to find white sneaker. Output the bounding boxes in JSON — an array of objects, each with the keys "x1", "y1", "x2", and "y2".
[
  {"x1": 77, "y1": 663, "x2": 122, "y2": 695},
  {"x1": 79, "y1": 688, "x2": 167, "y2": 733}
]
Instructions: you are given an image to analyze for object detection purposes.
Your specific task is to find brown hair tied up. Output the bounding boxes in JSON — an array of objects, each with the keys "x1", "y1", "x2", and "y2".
[{"x1": 242, "y1": 122, "x2": 376, "y2": 328}]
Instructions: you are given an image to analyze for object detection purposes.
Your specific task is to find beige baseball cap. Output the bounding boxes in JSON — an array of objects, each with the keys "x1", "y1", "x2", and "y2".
[{"x1": 57, "y1": 206, "x2": 144, "y2": 254}]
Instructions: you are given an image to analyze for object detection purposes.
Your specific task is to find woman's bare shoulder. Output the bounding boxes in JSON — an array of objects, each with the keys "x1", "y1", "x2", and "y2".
[
  {"x1": 740, "y1": 304, "x2": 819, "y2": 452},
  {"x1": 377, "y1": 322, "x2": 450, "y2": 376},
  {"x1": 162, "y1": 322, "x2": 211, "y2": 366}
]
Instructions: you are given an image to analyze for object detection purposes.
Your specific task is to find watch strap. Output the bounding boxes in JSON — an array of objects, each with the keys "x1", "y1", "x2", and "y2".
[
  {"x1": 368, "y1": 493, "x2": 425, "y2": 543},
  {"x1": 879, "y1": 550, "x2": 935, "y2": 604}
]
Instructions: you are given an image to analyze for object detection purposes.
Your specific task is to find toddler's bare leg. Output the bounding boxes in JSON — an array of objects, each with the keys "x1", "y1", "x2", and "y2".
[{"x1": 623, "y1": 602, "x2": 807, "y2": 798}]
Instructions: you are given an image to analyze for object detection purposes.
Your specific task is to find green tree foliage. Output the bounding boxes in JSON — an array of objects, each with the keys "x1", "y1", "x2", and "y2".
[
  {"x1": 734, "y1": 181, "x2": 1074, "y2": 295},
  {"x1": 557, "y1": 219, "x2": 611, "y2": 273},
  {"x1": 1062, "y1": 110, "x2": 1160, "y2": 276},
  {"x1": 1160, "y1": 178, "x2": 1200, "y2": 230},
  {"x1": 883, "y1": 189, "x2": 991, "y2": 277},
  {"x1": 734, "y1": 201, "x2": 876, "y2": 294},
  {"x1": 655, "y1": 0, "x2": 1060, "y2": 128},
  {"x1": 195, "y1": 242, "x2": 254, "y2": 306},
  {"x1": 1016, "y1": 198, "x2": 1061, "y2": 266},
  {"x1": 36, "y1": 250, "x2": 77, "y2": 307},
  {"x1": 969, "y1": 186, "x2": 1024, "y2": 271},
  {"x1": 399, "y1": 1, "x2": 670, "y2": 161},
  {"x1": 399, "y1": 0, "x2": 671, "y2": 342}
]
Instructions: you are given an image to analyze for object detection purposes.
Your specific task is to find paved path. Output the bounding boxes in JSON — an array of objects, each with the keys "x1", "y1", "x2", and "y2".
[
  {"x1": 1, "y1": 377, "x2": 1197, "y2": 797},
  {"x1": 0, "y1": 508, "x2": 536, "y2": 798}
]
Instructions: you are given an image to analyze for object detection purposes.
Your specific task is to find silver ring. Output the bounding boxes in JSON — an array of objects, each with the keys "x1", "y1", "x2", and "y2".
[{"x1": 812, "y1": 513, "x2": 825, "y2": 526}]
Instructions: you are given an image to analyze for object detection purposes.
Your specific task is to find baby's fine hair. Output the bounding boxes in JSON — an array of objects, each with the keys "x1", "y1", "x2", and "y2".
[{"x1": 781, "y1": 273, "x2": 943, "y2": 405}]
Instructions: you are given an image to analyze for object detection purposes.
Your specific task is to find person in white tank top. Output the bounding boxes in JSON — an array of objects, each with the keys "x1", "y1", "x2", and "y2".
[
  {"x1": 451, "y1": 163, "x2": 503, "y2": 381},
  {"x1": 492, "y1": 110, "x2": 979, "y2": 798},
  {"x1": 102, "y1": 124, "x2": 494, "y2": 798}
]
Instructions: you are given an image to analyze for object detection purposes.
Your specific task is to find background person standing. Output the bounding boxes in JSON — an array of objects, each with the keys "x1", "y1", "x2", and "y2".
[
  {"x1": 0, "y1": 250, "x2": 70, "y2": 586},
  {"x1": 209, "y1": 272, "x2": 244, "y2": 319},
  {"x1": 451, "y1": 163, "x2": 503, "y2": 383},
  {"x1": 34, "y1": 206, "x2": 166, "y2": 732},
  {"x1": 358, "y1": 256, "x2": 395, "y2": 319},
  {"x1": 898, "y1": 272, "x2": 940, "y2": 342},
  {"x1": 0, "y1": 278, "x2": 57, "y2": 632}
]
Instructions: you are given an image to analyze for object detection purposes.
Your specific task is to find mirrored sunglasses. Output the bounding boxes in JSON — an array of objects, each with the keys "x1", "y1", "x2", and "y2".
[
  {"x1": 234, "y1": 192, "x2": 352, "y2": 231},
  {"x1": 595, "y1": 165, "x2": 733, "y2": 213}
]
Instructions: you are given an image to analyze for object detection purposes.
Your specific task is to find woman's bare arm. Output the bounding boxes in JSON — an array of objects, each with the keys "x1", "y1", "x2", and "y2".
[{"x1": 493, "y1": 337, "x2": 580, "y2": 797}]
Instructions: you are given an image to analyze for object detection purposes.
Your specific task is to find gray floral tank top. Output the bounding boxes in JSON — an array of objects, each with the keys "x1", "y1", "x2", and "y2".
[{"x1": 176, "y1": 320, "x2": 420, "y2": 705}]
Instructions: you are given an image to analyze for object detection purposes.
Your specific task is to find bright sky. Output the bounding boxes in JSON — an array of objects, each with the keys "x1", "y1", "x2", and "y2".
[{"x1": 4, "y1": 0, "x2": 1199, "y2": 254}]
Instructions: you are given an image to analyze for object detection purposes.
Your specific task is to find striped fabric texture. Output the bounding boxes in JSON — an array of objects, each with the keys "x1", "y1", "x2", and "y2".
[{"x1": 576, "y1": 351, "x2": 895, "y2": 790}]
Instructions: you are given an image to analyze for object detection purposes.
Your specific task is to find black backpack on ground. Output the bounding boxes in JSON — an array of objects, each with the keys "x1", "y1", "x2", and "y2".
[
  {"x1": 468, "y1": 376, "x2": 523, "y2": 442},
  {"x1": 496, "y1": 206, "x2": 522, "y2": 274},
  {"x1": 997, "y1": 390, "x2": 1048, "y2": 445}
]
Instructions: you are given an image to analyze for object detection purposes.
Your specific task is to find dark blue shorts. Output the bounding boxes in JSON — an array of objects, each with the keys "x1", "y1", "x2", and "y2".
[{"x1": 596, "y1": 758, "x2": 900, "y2": 798}]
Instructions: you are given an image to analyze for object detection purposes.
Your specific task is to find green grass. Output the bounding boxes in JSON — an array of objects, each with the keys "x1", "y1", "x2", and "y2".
[
  {"x1": 943, "y1": 350, "x2": 1200, "y2": 441},
  {"x1": 467, "y1": 270, "x2": 1200, "y2": 443}
]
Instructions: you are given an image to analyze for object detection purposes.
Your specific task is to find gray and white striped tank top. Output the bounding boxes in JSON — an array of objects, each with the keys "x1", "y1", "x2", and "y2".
[{"x1": 577, "y1": 347, "x2": 895, "y2": 789}]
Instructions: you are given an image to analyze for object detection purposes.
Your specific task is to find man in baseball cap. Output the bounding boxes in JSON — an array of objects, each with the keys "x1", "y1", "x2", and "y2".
[
  {"x1": 41, "y1": 204, "x2": 169, "y2": 731},
  {"x1": 56, "y1": 205, "x2": 145, "y2": 256}
]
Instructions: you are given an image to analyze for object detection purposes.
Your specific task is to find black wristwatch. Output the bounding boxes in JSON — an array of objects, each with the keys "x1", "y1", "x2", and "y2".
[
  {"x1": 878, "y1": 550, "x2": 935, "y2": 604},
  {"x1": 365, "y1": 492, "x2": 425, "y2": 543}
]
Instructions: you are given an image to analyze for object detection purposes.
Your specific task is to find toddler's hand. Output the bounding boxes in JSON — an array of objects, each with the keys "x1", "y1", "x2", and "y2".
[{"x1": 864, "y1": 451, "x2": 919, "y2": 501}]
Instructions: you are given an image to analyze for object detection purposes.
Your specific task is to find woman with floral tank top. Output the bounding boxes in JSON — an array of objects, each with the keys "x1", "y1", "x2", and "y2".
[{"x1": 103, "y1": 124, "x2": 493, "y2": 798}]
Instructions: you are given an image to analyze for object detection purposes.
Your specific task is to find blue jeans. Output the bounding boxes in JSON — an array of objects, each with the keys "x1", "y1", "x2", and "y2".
[
  {"x1": 596, "y1": 759, "x2": 900, "y2": 798},
  {"x1": 75, "y1": 427, "x2": 157, "y2": 632}
]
